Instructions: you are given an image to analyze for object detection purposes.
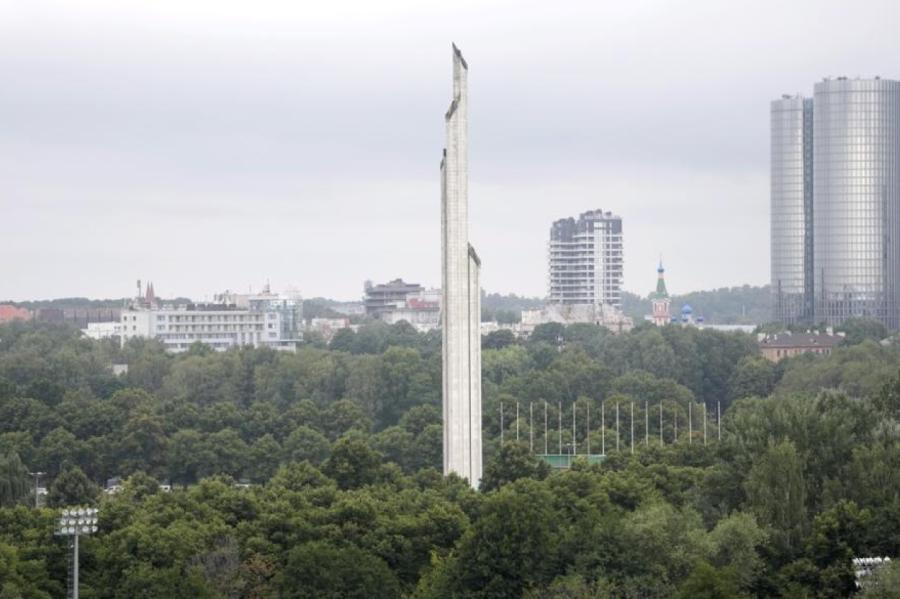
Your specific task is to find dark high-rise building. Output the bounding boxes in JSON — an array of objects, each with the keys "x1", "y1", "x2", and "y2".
[{"x1": 771, "y1": 77, "x2": 900, "y2": 329}]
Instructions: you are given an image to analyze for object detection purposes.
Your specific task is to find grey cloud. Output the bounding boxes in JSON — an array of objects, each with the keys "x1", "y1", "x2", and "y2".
[{"x1": 2, "y1": 0, "x2": 899, "y2": 300}]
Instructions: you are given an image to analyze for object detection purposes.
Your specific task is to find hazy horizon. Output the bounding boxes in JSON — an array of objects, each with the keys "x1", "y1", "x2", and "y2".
[
  {"x1": 4, "y1": 282, "x2": 772, "y2": 305},
  {"x1": 4, "y1": 0, "x2": 899, "y2": 302}
]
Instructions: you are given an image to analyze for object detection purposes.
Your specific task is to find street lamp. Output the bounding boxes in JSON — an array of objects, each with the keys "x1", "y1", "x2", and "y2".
[
  {"x1": 55, "y1": 507, "x2": 99, "y2": 599},
  {"x1": 27, "y1": 471, "x2": 44, "y2": 508}
]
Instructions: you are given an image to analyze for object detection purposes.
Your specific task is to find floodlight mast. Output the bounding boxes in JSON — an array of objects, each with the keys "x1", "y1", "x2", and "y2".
[
  {"x1": 28, "y1": 471, "x2": 45, "y2": 508},
  {"x1": 56, "y1": 506, "x2": 99, "y2": 599}
]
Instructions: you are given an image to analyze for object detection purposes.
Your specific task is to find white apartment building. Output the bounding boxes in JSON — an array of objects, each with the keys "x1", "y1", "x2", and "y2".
[
  {"x1": 82, "y1": 321, "x2": 124, "y2": 340},
  {"x1": 114, "y1": 283, "x2": 303, "y2": 353},
  {"x1": 548, "y1": 209, "x2": 623, "y2": 309},
  {"x1": 120, "y1": 305, "x2": 298, "y2": 353}
]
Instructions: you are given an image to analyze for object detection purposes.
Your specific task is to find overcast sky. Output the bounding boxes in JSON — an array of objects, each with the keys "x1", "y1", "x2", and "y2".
[{"x1": 3, "y1": 0, "x2": 899, "y2": 302}]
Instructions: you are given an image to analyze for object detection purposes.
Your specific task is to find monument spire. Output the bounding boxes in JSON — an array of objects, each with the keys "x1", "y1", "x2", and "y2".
[{"x1": 441, "y1": 44, "x2": 482, "y2": 488}]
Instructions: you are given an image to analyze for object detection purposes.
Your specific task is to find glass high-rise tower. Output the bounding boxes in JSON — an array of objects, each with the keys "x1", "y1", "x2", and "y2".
[
  {"x1": 771, "y1": 77, "x2": 900, "y2": 329},
  {"x1": 813, "y1": 78, "x2": 900, "y2": 329},
  {"x1": 771, "y1": 95, "x2": 814, "y2": 324}
]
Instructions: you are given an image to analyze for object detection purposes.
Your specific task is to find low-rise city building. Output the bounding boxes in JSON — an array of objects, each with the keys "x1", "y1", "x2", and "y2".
[
  {"x1": 381, "y1": 288, "x2": 441, "y2": 332},
  {"x1": 307, "y1": 317, "x2": 352, "y2": 341},
  {"x1": 119, "y1": 282, "x2": 303, "y2": 353},
  {"x1": 331, "y1": 302, "x2": 366, "y2": 316},
  {"x1": 364, "y1": 279, "x2": 423, "y2": 318},
  {"x1": 34, "y1": 307, "x2": 120, "y2": 327},
  {"x1": 0, "y1": 305, "x2": 32, "y2": 323},
  {"x1": 521, "y1": 303, "x2": 633, "y2": 335},
  {"x1": 758, "y1": 332, "x2": 843, "y2": 362},
  {"x1": 364, "y1": 279, "x2": 441, "y2": 331},
  {"x1": 82, "y1": 321, "x2": 124, "y2": 340}
]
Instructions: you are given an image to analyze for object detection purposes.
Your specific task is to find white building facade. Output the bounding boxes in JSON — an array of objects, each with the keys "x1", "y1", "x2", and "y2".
[
  {"x1": 381, "y1": 288, "x2": 441, "y2": 331},
  {"x1": 549, "y1": 209, "x2": 624, "y2": 309},
  {"x1": 120, "y1": 306, "x2": 296, "y2": 353},
  {"x1": 117, "y1": 287, "x2": 301, "y2": 353},
  {"x1": 82, "y1": 321, "x2": 124, "y2": 340}
]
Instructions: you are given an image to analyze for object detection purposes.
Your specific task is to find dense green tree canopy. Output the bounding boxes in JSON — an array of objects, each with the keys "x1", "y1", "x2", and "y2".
[{"x1": 0, "y1": 320, "x2": 899, "y2": 596}]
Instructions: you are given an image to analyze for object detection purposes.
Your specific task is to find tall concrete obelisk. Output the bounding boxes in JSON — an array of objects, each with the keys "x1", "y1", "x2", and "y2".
[{"x1": 441, "y1": 44, "x2": 482, "y2": 488}]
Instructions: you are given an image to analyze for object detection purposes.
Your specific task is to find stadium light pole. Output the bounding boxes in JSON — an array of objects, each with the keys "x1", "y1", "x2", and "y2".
[
  {"x1": 717, "y1": 400, "x2": 722, "y2": 441},
  {"x1": 572, "y1": 403, "x2": 576, "y2": 456},
  {"x1": 601, "y1": 402, "x2": 605, "y2": 455},
  {"x1": 615, "y1": 402, "x2": 620, "y2": 452},
  {"x1": 28, "y1": 471, "x2": 45, "y2": 508},
  {"x1": 515, "y1": 402, "x2": 519, "y2": 442},
  {"x1": 529, "y1": 402, "x2": 534, "y2": 453},
  {"x1": 673, "y1": 403, "x2": 678, "y2": 443},
  {"x1": 56, "y1": 507, "x2": 99, "y2": 599},
  {"x1": 630, "y1": 402, "x2": 634, "y2": 455},
  {"x1": 689, "y1": 403, "x2": 693, "y2": 444},
  {"x1": 544, "y1": 401, "x2": 548, "y2": 455}
]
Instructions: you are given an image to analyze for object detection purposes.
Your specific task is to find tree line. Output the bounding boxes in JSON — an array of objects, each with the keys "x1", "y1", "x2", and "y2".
[{"x1": 0, "y1": 319, "x2": 899, "y2": 597}]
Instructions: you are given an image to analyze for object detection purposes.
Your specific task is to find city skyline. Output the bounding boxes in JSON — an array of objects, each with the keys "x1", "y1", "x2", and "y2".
[{"x1": 4, "y1": 1, "x2": 900, "y2": 301}]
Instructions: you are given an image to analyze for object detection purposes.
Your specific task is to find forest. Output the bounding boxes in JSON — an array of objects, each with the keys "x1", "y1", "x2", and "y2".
[{"x1": 1, "y1": 319, "x2": 899, "y2": 597}]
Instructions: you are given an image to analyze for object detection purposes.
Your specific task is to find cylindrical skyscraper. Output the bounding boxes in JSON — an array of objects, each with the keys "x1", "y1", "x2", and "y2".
[
  {"x1": 813, "y1": 78, "x2": 900, "y2": 328},
  {"x1": 770, "y1": 95, "x2": 814, "y2": 324}
]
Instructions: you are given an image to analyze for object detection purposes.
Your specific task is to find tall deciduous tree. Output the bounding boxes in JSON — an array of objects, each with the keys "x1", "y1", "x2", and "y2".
[
  {"x1": 47, "y1": 465, "x2": 99, "y2": 507},
  {"x1": 0, "y1": 452, "x2": 29, "y2": 506},
  {"x1": 279, "y1": 541, "x2": 401, "y2": 599},
  {"x1": 480, "y1": 442, "x2": 550, "y2": 492},
  {"x1": 744, "y1": 441, "x2": 807, "y2": 556}
]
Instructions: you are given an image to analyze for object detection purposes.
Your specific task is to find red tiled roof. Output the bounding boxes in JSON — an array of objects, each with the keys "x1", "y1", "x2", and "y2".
[{"x1": 0, "y1": 305, "x2": 32, "y2": 323}]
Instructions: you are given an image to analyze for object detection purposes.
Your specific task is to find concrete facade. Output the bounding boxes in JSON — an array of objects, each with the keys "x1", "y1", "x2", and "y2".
[
  {"x1": 381, "y1": 288, "x2": 441, "y2": 332},
  {"x1": 82, "y1": 321, "x2": 124, "y2": 340},
  {"x1": 364, "y1": 279, "x2": 424, "y2": 318},
  {"x1": 521, "y1": 303, "x2": 633, "y2": 335},
  {"x1": 549, "y1": 210, "x2": 624, "y2": 309},
  {"x1": 119, "y1": 287, "x2": 303, "y2": 353},
  {"x1": 441, "y1": 45, "x2": 482, "y2": 488},
  {"x1": 120, "y1": 306, "x2": 295, "y2": 352}
]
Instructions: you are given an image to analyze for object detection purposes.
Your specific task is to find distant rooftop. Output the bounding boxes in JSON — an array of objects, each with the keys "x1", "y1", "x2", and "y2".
[{"x1": 759, "y1": 332, "x2": 842, "y2": 349}]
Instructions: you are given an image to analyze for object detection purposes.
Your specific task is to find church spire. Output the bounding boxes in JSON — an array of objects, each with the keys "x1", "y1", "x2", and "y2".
[
  {"x1": 654, "y1": 261, "x2": 668, "y2": 299},
  {"x1": 650, "y1": 260, "x2": 671, "y2": 326}
]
